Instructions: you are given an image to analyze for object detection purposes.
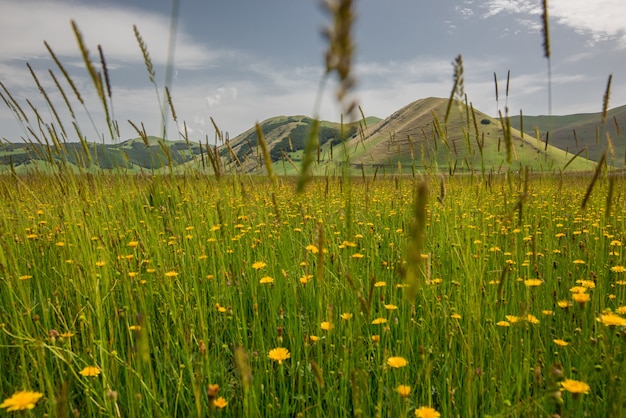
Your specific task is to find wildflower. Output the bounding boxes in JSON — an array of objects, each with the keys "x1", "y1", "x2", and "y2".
[
  {"x1": 572, "y1": 259, "x2": 586, "y2": 265},
  {"x1": 252, "y1": 261, "x2": 267, "y2": 270},
  {"x1": 524, "y1": 279, "x2": 543, "y2": 287},
  {"x1": 611, "y1": 265, "x2": 626, "y2": 273},
  {"x1": 309, "y1": 335, "x2": 319, "y2": 343},
  {"x1": 165, "y1": 271, "x2": 178, "y2": 278},
  {"x1": 415, "y1": 406, "x2": 441, "y2": 417},
  {"x1": 213, "y1": 397, "x2": 228, "y2": 409},
  {"x1": 321, "y1": 321, "x2": 333, "y2": 331},
  {"x1": 0, "y1": 390, "x2": 43, "y2": 411},
  {"x1": 561, "y1": 378, "x2": 590, "y2": 394},
  {"x1": 557, "y1": 300, "x2": 573, "y2": 309},
  {"x1": 129, "y1": 325, "x2": 142, "y2": 331},
  {"x1": 616, "y1": 306, "x2": 626, "y2": 315},
  {"x1": 127, "y1": 241, "x2": 139, "y2": 248},
  {"x1": 18, "y1": 275, "x2": 32, "y2": 280},
  {"x1": 340, "y1": 313, "x2": 353, "y2": 320},
  {"x1": 305, "y1": 244, "x2": 319, "y2": 254},
  {"x1": 79, "y1": 366, "x2": 101, "y2": 377},
  {"x1": 371, "y1": 317, "x2": 387, "y2": 325},
  {"x1": 371, "y1": 335, "x2": 380, "y2": 343},
  {"x1": 451, "y1": 313, "x2": 462, "y2": 319},
  {"x1": 542, "y1": 310, "x2": 553, "y2": 316},
  {"x1": 384, "y1": 304, "x2": 398, "y2": 310},
  {"x1": 387, "y1": 356, "x2": 408, "y2": 368},
  {"x1": 553, "y1": 339, "x2": 569, "y2": 347},
  {"x1": 505, "y1": 315, "x2": 521, "y2": 324},
  {"x1": 352, "y1": 253, "x2": 364, "y2": 259},
  {"x1": 259, "y1": 276, "x2": 274, "y2": 284},
  {"x1": 597, "y1": 312, "x2": 626, "y2": 327},
  {"x1": 572, "y1": 292, "x2": 590, "y2": 304},
  {"x1": 95, "y1": 261, "x2": 106, "y2": 267},
  {"x1": 374, "y1": 281, "x2": 386, "y2": 287},
  {"x1": 526, "y1": 314, "x2": 540, "y2": 324},
  {"x1": 569, "y1": 286, "x2": 587, "y2": 294},
  {"x1": 496, "y1": 321, "x2": 510, "y2": 327},
  {"x1": 396, "y1": 384, "x2": 411, "y2": 398},
  {"x1": 268, "y1": 347, "x2": 290, "y2": 364}
]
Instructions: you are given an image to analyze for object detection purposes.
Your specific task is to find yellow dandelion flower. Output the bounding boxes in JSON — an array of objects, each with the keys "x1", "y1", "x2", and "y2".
[
  {"x1": 611, "y1": 265, "x2": 626, "y2": 273},
  {"x1": 415, "y1": 405, "x2": 441, "y2": 417},
  {"x1": 60, "y1": 331, "x2": 74, "y2": 338},
  {"x1": 79, "y1": 366, "x2": 101, "y2": 377},
  {"x1": 95, "y1": 261, "x2": 106, "y2": 267},
  {"x1": 553, "y1": 339, "x2": 569, "y2": 346},
  {"x1": 321, "y1": 321, "x2": 333, "y2": 331},
  {"x1": 572, "y1": 259, "x2": 586, "y2": 264},
  {"x1": 18, "y1": 275, "x2": 32, "y2": 280},
  {"x1": 252, "y1": 261, "x2": 267, "y2": 270},
  {"x1": 557, "y1": 300, "x2": 573, "y2": 308},
  {"x1": 309, "y1": 335, "x2": 319, "y2": 343},
  {"x1": 396, "y1": 384, "x2": 411, "y2": 398},
  {"x1": 526, "y1": 314, "x2": 539, "y2": 324},
  {"x1": 387, "y1": 356, "x2": 408, "y2": 368},
  {"x1": 597, "y1": 312, "x2": 626, "y2": 327},
  {"x1": 129, "y1": 325, "x2": 142, "y2": 331},
  {"x1": 0, "y1": 390, "x2": 43, "y2": 411},
  {"x1": 371, "y1": 335, "x2": 380, "y2": 343},
  {"x1": 451, "y1": 313, "x2": 462, "y2": 319},
  {"x1": 505, "y1": 315, "x2": 521, "y2": 323},
  {"x1": 561, "y1": 379, "x2": 590, "y2": 394},
  {"x1": 616, "y1": 306, "x2": 626, "y2": 315},
  {"x1": 384, "y1": 304, "x2": 398, "y2": 310},
  {"x1": 374, "y1": 281, "x2": 386, "y2": 287},
  {"x1": 542, "y1": 310, "x2": 553, "y2": 316},
  {"x1": 524, "y1": 279, "x2": 543, "y2": 287},
  {"x1": 371, "y1": 317, "x2": 387, "y2": 325},
  {"x1": 340, "y1": 313, "x2": 353, "y2": 320},
  {"x1": 572, "y1": 292, "x2": 590, "y2": 304},
  {"x1": 259, "y1": 276, "x2": 274, "y2": 284},
  {"x1": 268, "y1": 347, "x2": 290, "y2": 364},
  {"x1": 352, "y1": 253, "x2": 364, "y2": 259},
  {"x1": 496, "y1": 321, "x2": 511, "y2": 327},
  {"x1": 569, "y1": 286, "x2": 587, "y2": 294},
  {"x1": 127, "y1": 241, "x2": 139, "y2": 248},
  {"x1": 213, "y1": 397, "x2": 228, "y2": 409},
  {"x1": 305, "y1": 244, "x2": 319, "y2": 254},
  {"x1": 165, "y1": 271, "x2": 178, "y2": 278}
]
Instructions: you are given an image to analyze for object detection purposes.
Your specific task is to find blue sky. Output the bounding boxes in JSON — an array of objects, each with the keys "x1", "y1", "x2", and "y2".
[{"x1": 1, "y1": 0, "x2": 625, "y2": 143}]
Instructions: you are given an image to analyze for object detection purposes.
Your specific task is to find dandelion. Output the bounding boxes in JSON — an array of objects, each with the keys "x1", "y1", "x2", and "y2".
[
  {"x1": 18, "y1": 275, "x2": 32, "y2": 280},
  {"x1": 371, "y1": 317, "x2": 387, "y2": 325},
  {"x1": 496, "y1": 321, "x2": 511, "y2": 327},
  {"x1": 164, "y1": 271, "x2": 178, "y2": 278},
  {"x1": 352, "y1": 253, "x2": 364, "y2": 259},
  {"x1": 572, "y1": 259, "x2": 586, "y2": 265},
  {"x1": 213, "y1": 397, "x2": 228, "y2": 409},
  {"x1": 384, "y1": 304, "x2": 398, "y2": 310},
  {"x1": 415, "y1": 406, "x2": 441, "y2": 417},
  {"x1": 340, "y1": 313, "x2": 353, "y2": 320},
  {"x1": 542, "y1": 310, "x2": 553, "y2": 316},
  {"x1": 95, "y1": 261, "x2": 106, "y2": 267},
  {"x1": 616, "y1": 306, "x2": 626, "y2": 315},
  {"x1": 371, "y1": 335, "x2": 380, "y2": 343},
  {"x1": 309, "y1": 335, "x2": 319, "y2": 343},
  {"x1": 597, "y1": 312, "x2": 626, "y2": 327},
  {"x1": 396, "y1": 384, "x2": 411, "y2": 398},
  {"x1": 561, "y1": 378, "x2": 590, "y2": 395},
  {"x1": 79, "y1": 366, "x2": 101, "y2": 377},
  {"x1": 374, "y1": 281, "x2": 386, "y2": 287},
  {"x1": 572, "y1": 292, "x2": 590, "y2": 304},
  {"x1": 524, "y1": 279, "x2": 543, "y2": 287},
  {"x1": 321, "y1": 321, "x2": 334, "y2": 331},
  {"x1": 129, "y1": 325, "x2": 142, "y2": 331},
  {"x1": 127, "y1": 241, "x2": 139, "y2": 248},
  {"x1": 451, "y1": 313, "x2": 462, "y2": 319},
  {"x1": 526, "y1": 314, "x2": 540, "y2": 324},
  {"x1": 305, "y1": 244, "x2": 319, "y2": 254},
  {"x1": 611, "y1": 265, "x2": 626, "y2": 273},
  {"x1": 387, "y1": 356, "x2": 408, "y2": 368},
  {"x1": 505, "y1": 315, "x2": 521, "y2": 324},
  {"x1": 0, "y1": 390, "x2": 44, "y2": 411},
  {"x1": 553, "y1": 339, "x2": 569, "y2": 347},
  {"x1": 259, "y1": 276, "x2": 274, "y2": 284},
  {"x1": 252, "y1": 261, "x2": 267, "y2": 270},
  {"x1": 557, "y1": 300, "x2": 573, "y2": 309},
  {"x1": 268, "y1": 347, "x2": 290, "y2": 364}
]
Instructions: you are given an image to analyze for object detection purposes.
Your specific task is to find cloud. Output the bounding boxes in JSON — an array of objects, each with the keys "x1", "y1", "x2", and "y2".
[
  {"x1": 0, "y1": 0, "x2": 219, "y2": 68},
  {"x1": 468, "y1": 0, "x2": 626, "y2": 47}
]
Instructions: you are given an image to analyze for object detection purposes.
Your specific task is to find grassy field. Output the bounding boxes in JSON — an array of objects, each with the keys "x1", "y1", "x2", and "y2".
[{"x1": 0, "y1": 172, "x2": 624, "y2": 417}]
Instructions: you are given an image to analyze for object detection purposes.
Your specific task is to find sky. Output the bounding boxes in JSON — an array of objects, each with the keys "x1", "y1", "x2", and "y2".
[{"x1": 1, "y1": 0, "x2": 625, "y2": 144}]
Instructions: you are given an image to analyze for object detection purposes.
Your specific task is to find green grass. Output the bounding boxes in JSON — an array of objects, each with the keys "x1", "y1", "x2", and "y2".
[{"x1": 0, "y1": 173, "x2": 625, "y2": 416}]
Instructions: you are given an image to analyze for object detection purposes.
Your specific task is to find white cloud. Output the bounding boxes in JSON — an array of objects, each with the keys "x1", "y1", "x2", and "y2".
[
  {"x1": 470, "y1": 0, "x2": 626, "y2": 47},
  {"x1": 0, "y1": 0, "x2": 218, "y2": 68}
]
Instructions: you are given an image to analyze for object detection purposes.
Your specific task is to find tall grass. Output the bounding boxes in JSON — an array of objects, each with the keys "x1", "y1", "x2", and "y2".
[{"x1": 0, "y1": 3, "x2": 625, "y2": 417}]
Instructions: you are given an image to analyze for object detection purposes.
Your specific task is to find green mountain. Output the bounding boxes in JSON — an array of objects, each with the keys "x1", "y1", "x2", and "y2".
[{"x1": 509, "y1": 104, "x2": 626, "y2": 167}]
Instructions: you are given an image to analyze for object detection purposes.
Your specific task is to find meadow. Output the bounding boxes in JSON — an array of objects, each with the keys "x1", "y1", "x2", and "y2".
[{"x1": 0, "y1": 172, "x2": 625, "y2": 417}]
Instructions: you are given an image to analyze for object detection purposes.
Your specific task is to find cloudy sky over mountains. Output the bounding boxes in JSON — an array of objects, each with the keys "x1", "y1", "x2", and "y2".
[{"x1": 1, "y1": 0, "x2": 625, "y2": 142}]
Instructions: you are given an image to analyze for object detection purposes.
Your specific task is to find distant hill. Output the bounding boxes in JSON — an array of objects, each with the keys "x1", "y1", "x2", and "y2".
[
  {"x1": 3, "y1": 97, "x2": 624, "y2": 174},
  {"x1": 509, "y1": 104, "x2": 626, "y2": 167}
]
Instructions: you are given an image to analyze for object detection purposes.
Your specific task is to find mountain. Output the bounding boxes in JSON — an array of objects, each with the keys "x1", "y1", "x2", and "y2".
[{"x1": 509, "y1": 104, "x2": 626, "y2": 167}]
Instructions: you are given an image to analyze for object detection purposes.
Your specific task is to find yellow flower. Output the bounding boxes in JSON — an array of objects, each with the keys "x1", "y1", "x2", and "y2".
[
  {"x1": 553, "y1": 339, "x2": 569, "y2": 347},
  {"x1": 213, "y1": 396, "x2": 228, "y2": 409},
  {"x1": 505, "y1": 315, "x2": 521, "y2": 323},
  {"x1": 309, "y1": 335, "x2": 319, "y2": 343},
  {"x1": 129, "y1": 325, "x2": 142, "y2": 331},
  {"x1": 526, "y1": 314, "x2": 539, "y2": 324},
  {"x1": 496, "y1": 321, "x2": 510, "y2": 327},
  {"x1": 597, "y1": 312, "x2": 626, "y2": 327},
  {"x1": 561, "y1": 378, "x2": 590, "y2": 394},
  {"x1": 268, "y1": 347, "x2": 290, "y2": 364},
  {"x1": 415, "y1": 406, "x2": 441, "y2": 417},
  {"x1": 0, "y1": 390, "x2": 43, "y2": 411},
  {"x1": 572, "y1": 292, "x2": 590, "y2": 304},
  {"x1": 384, "y1": 304, "x2": 398, "y2": 310},
  {"x1": 321, "y1": 321, "x2": 334, "y2": 331},
  {"x1": 387, "y1": 356, "x2": 408, "y2": 368},
  {"x1": 374, "y1": 281, "x2": 386, "y2": 287},
  {"x1": 396, "y1": 384, "x2": 411, "y2": 398},
  {"x1": 371, "y1": 317, "x2": 387, "y2": 325},
  {"x1": 305, "y1": 244, "x2": 319, "y2": 254},
  {"x1": 352, "y1": 253, "x2": 364, "y2": 259},
  {"x1": 259, "y1": 276, "x2": 274, "y2": 284},
  {"x1": 252, "y1": 261, "x2": 267, "y2": 270},
  {"x1": 127, "y1": 241, "x2": 139, "y2": 248},
  {"x1": 95, "y1": 261, "x2": 106, "y2": 267},
  {"x1": 79, "y1": 366, "x2": 101, "y2": 377},
  {"x1": 524, "y1": 279, "x2": 543, "y2": 287},
  {"x1": 165, "y1": 271, "x2": 178, "y2": 278},
  {"x1": 616, "y1": 306, "x2": 626, "y2": 315},
  {"x1": 340, "y1": 313, "x2": 353, "y2": 320},
  {"x1": 557, "y1": 300, "x2": 573, "y2": 309},
  {"x1": 611, "y1": 265, "x2": 626, "y2": 273},
  {"x1": 451, "y1": 313, "x2": 462, "y2": 319},
  {"x1": 371, "y1": 335, "x2": 380, "y2": 343}
]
